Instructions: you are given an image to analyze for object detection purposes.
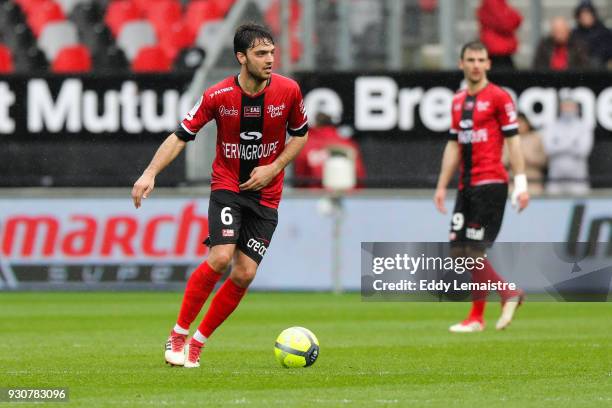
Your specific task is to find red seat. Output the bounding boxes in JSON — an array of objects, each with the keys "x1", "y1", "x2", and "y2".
[
  {"x1": 15, "y1": 0, "x2": 49, "y2": 16},
  {"x1": 28, "y1": 1, "x2": 66, "y2": 37},
  {"x1": 214, "y1": 0, "x2": 235, "y2": 16},
  {"x1": 0, "y1": 45, "x2": 14, "y2": 73},
  {"x1": 132, "y1": 45, "x2": 172, "y2": 72},
  {"x1": 184, "y1": 0, "x2": 225, "y2": 40},
  {"x1": 158, "y1": 21, "x2": 193, "y2": 62},
  {"x1": 147, "y1": 0, "x2": 182, "y2": 35},
  {"x1": 52, "y1": 45, "x2": 92, "y2": 73},
  {"x1": 105, "y1": 0, "x2": 142, "y2": 37}
]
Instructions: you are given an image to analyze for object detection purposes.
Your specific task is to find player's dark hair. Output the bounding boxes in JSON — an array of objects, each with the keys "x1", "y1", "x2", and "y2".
[
  {"x1": 460, "y1": 41, "x2": 488, "y2": 59},
  {"x1": 234, "y1": 23, "x2": 274, "y2": 56}
]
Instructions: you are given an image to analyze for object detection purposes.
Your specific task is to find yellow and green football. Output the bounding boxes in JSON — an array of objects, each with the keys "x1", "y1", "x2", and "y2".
[{"x1": 274, "y1": 327, "x2": 319, "y2": 368}]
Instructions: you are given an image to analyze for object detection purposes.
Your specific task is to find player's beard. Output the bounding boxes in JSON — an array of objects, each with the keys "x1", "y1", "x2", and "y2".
[{"x1": 245, "y1": 59, "x2": 270, "y2": 83}]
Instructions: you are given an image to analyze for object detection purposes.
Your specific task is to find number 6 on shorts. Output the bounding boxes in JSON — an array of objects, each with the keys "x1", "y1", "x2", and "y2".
[{"x1": 221, "y1": 206, "x2": 233, "y2": 225}]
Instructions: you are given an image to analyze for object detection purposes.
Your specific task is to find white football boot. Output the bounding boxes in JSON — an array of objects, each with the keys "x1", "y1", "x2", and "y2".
[
  {"x1": 184, "y1": 343, "x2": 202, "y2": 368},
  {"x1": 496, "y1": 293, "x2": 525, "y2": 330},
  {"x1": 449, "y1": 319, "x2": 484, "y2": 333},
  {"x1": 165, "y1": 332, "x2": 187, "y2": 366}
]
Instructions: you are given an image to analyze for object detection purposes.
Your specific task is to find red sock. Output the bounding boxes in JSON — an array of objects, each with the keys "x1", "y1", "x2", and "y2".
[
  {"x1": 196, "y1": 278, "x2": 247, "y2": 338},
  {"x1": 468, "y1": 265, "x2": 489, "y2": 321},
  {"x1": 481, "y1": 260, "x2": 518, "y2": 301},
  {"x1": 176, "y1": 262, "x2": 222, "y2": 330}
]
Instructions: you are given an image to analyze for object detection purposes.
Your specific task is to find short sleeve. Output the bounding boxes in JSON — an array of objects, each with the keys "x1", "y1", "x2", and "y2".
[
  {"x1": 449, "y1": 102, "x2": 460, "y2": 141},
  {"x1": 175, "y1": 93, "x2": 215, "y2": 142},
  {"x1": 287, "y1": 84, "x2": 308, "y2": 137},
  {"x1": 496, "y1": 90, "x2": 519, "y2": 137}
]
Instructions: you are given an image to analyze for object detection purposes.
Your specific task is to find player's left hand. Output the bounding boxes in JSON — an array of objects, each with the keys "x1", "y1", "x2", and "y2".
[
  {"x1": 513, "y1": 191, "x2": 529, "y2": 212},
  {"x1": 239, "y1": 164, "x2": 280, "y2": 191}
]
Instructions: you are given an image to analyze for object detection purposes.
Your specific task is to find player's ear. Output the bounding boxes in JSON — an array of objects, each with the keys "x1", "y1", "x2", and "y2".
[{"x1": 236, "y1": 51, "x2": 247, "y2": 65}]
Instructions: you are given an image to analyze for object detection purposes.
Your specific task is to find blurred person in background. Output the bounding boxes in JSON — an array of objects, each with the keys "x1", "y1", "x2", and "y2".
[
  {"x1": 542, "y1": 96, "x2": 593, "y2": 196},
  {"x1": 570, "y1": 1, "x2": 612, "y2": 69},
  {"x1": 533, "y1": 16, "x2": 591, "y2": 70},
  {"x1": 435, "y1": 41, "x2": 529, "y2": 333},
  {"x1": 503, "y1": 113, "x2": 547, "y2": 195},
  {"x1": 293, "y1": 112, "x2": 366, "y2": 188},
  {"x1": 477, "y1": 0, "x2": 522, "y2": 70}
]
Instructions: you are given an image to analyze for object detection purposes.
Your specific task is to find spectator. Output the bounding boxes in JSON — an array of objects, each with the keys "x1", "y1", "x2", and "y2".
[
  {"x1": 533, "y1": 16, "x2": 591, "y2": 70},
  {"x1": 293, "y1": 112, "x2": 366, "y2": 188},
  {"x1": 503, "y1": 113, "x2": 547, "y2": 195},
  {"x1": 542, "y1": 97, "x2": 593, "y2": 196},
  {"x1": 570, "y1": 1, "x2": 612, "y2": 68},
  {"x1": 477, "y1": 0, "x2": 522, "y2": 70}
]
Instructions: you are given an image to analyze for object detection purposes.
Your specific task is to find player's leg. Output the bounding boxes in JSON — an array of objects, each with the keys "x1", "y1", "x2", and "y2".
[
  {"x1": 185, "y1": 201, "x2": 277, "y2": 367},
  {"x1": 165, "y1": 191, "x2": 241, "y2": 366},
  {"x1": 448, "y1": 189, "x2": 485, "y2": 332}
]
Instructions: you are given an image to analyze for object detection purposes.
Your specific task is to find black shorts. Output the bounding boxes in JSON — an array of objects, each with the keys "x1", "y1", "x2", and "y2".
[
  {"x1": 449, "y1": 183, "x2": 508, "y2": 249},
  {"x1": 206, "y1": 190, "x2": 278, "y2": 264}
]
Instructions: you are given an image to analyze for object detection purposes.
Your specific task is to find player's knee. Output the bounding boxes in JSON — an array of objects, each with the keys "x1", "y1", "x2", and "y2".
[
  {"x1": 230, "y1": 265, "x2": 256, "y2": 288},
  {"x1": 208, "y1": 250, "x2": 233, "y2": 271}
]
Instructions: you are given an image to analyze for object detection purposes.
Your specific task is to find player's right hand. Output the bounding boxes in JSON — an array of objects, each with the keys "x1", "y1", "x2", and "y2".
[
  {"x1": 434, "y1": 188, "x2": 447, "y2": 214},
  {"x1": 131, "y1": 172, "x2": 155, "y2": 209}
]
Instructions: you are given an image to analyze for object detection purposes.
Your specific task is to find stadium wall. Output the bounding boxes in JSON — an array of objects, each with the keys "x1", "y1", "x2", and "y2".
[{"x1": 1, "y1": 189, "x2": 610, "y2": 291}]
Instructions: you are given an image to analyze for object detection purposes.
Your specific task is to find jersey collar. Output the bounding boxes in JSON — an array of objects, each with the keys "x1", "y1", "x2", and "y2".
[{"x1": 234, "y1": 74, "x2": 272, "y2": 98}]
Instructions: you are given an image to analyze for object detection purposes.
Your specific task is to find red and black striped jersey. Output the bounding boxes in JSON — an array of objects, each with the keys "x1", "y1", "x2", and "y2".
[
  {"x1": 176, "y1": 73, "x2": 308, "y2": 208},
  {"x1": 449, "y1": 82, "x2": 518, "y2": 190}
]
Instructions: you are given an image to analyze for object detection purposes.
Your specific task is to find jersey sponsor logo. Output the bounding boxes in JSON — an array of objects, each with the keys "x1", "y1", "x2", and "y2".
[
  {"x1": 458, "y1": 129, "x2": 488, "y2": 144},
  {"x1": 239, "y1": 131, "x2": 263, "y2": 141},
  {"x1": 222, "y1": 141, "x2": 279, "y2": 160},
  {"x1": 453, "y1": 103, "x2": 462, "y2": 111},
  {"x1": 222, "y1": 229, "x2": 234, "y2": 237},
  {"x1": 185, "y1": 96, "x2": 203, "y2": 121},
  {"x1": 218, "y1": 105, "x2": 238, "y2": 117},
  {"x1": 466, "y1": 227, "x2": 485, "y2": 241},
  {"x1": 244, "y1": 106, "x2": 261, "y2": 117},
  {"x1": 267, "y1": 103, "x2": 286, "y2": 118},
  {"x1": 247, "y1": 238, "x2": 267, "y2": 256},
  {"x1": 459, "y1": 119, "x2": 473, "y2": 129},
  {"x1": 208, "y1": 87, "x2": 233, "y2": 99},
  {"x1": 476, "y1": 101, "x2": 490, "y2": 111},
  {"x1": 505, "y1": 103, "x2": 517, "y2": 122}
]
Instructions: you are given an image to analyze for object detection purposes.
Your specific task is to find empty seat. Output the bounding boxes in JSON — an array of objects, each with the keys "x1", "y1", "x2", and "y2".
[
  {"x1": 38, "y1": 21, "x2": 79, "y2": 61},
  {"x1": 52, "y1": 44, "x2": 92, "y2": 72},
  {"x1": 184, "y1": 0, "x2": 225, "y2": 40},
  {"x1": 0, "y1": 44, "x2": 14, "y2": 73},
  {"x1": 13, "y1": 45, "x2": 49, "y2": 73},
  {"x1": 158, "y1": 21, "x2": 193, "y2": 61},
  {"x1": 194, "y1": 19, "x2": 225, "y2": 53},
  {"x1": 104, "y1": 0, "x2": 141, "y2": 37},
  {"x1": 2, "y1": 23, "x2": 36, "y2": 49},
  {"x1": 93, "y1": 44, "x2": 129, "y2": 73},
  {"x1": 146, "y1": 0, "x2": 182, "y2": 34},
  {"x1": 131, "y1": 45, "x2": 171, "y2": 72},
  {"x1": 27, "y1": 1, "x2": 66, "y2": 37},
  {"x1": 116, "y1": 20, "x2": 156, "y2": 61},
  {"x1": 56, "y1": 0, "x2": 94, "y2": 15},
  {"x1": 173, "y1": 46, "x2": 205, "y2": 72},
  {"x1": 78, "y1": 22, "x2": 113, "y2": 55},
  {"x1": 69, "y1": 1, "x2": 104, "y2": 31}
]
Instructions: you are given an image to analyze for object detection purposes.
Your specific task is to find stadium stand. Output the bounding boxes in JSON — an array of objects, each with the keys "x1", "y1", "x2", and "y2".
[
  {"x1": 51, "y1": 44, "x2": 92, "y2": 72},
  {"x1": 131, "y1": 44, "x2": 172, "y2": 72},
  {"x1": 116, "y1": 20, "x2": 157, "y2": 61},
  {"x1": 0, "y1": 44, "x2": 14, "y2": 73},
  {"x1": 38, "y1": 21, "x2": 79, "y2": 61}
]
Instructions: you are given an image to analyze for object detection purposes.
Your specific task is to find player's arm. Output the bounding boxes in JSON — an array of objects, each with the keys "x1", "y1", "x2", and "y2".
[
  {"x1": 240, "y1": 133, "x2": 309, "y2": 191},
  {"x1": 434, "y1": 140, "x2": 460, "y2": 214},
  {"x1": 505, "y1": 136, "x2": 529, "y2": 212},
  {"x1": 131, "y1": 133, "x2": 186, "y2": 208}
]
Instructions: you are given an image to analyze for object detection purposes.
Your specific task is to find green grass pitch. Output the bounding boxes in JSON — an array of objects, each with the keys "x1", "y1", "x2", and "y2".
[{"x1": 1, "y1": 292, "x2": 611, "y2": 407}]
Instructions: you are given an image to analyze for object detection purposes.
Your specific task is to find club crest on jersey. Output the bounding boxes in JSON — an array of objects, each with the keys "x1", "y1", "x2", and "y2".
[
  {"x1": 464, "y1": 101, "x2": 475, "y2": 110},
  {"x1": 244, "y1": 106, "x2": 261, "y2": 117}
]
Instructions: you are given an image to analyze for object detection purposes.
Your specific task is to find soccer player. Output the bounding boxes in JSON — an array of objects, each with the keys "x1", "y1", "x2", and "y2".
[
  {"x1": 434, "y1": 41, "x2": 529, "y2": 333},
  {"x1": 131, "y1": 23, "x2": 308, "y2": 367}
]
